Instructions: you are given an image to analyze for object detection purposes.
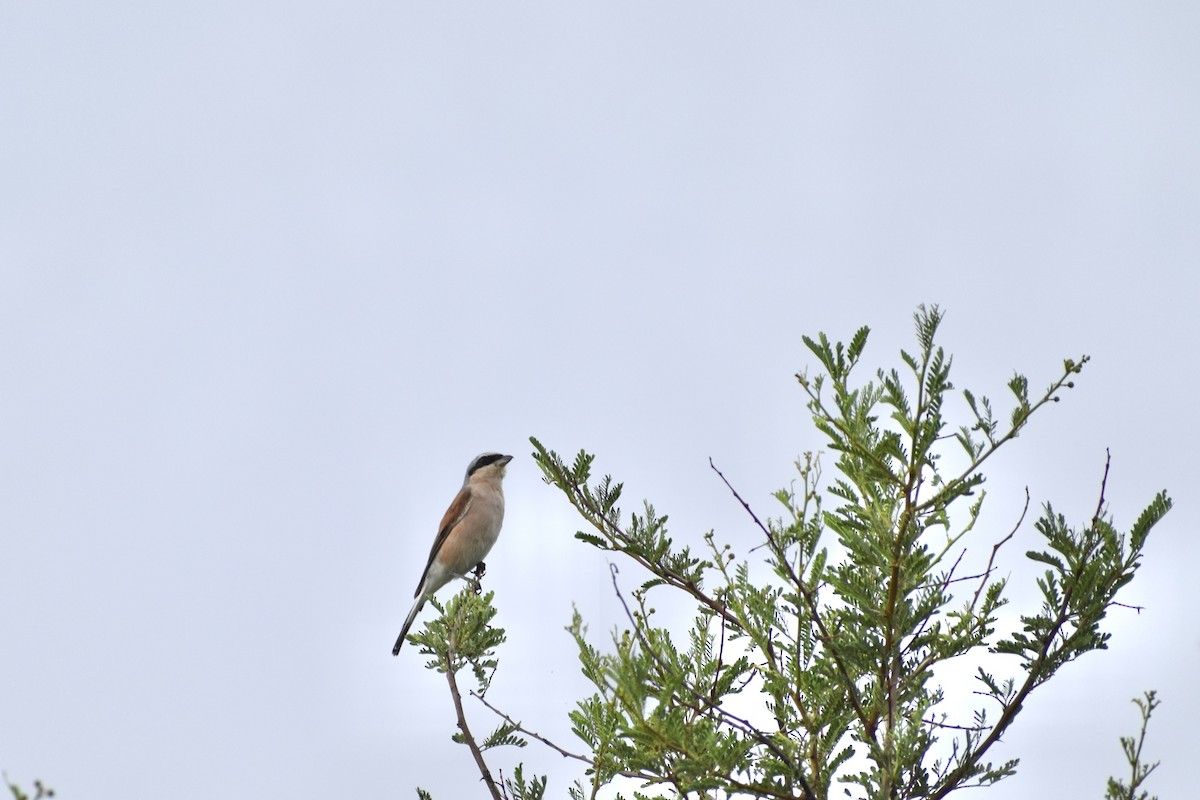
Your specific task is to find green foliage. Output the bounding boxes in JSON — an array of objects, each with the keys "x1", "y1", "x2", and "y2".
[
  {"x1": 504, "y1": 764, "x2": 549, "y2": 800},
  {"x1": 411, "y1": 305, "x2": 1170, "y2": 800},
  {"x1": 406, "y1": 587, "x2": 553, "y2": 800},
  {"x1": 1104, "y1": 692, "x2": 1161, "y2": 800},
  {"x1": 530, "y1": 450, "x2": 713, "y2": 598},
  {"x1": 409, "y1": 589, "x2": 505, "y2": 683},
  {"x1": 4, "y1": 776, "x2": 54, "y2": 800}
]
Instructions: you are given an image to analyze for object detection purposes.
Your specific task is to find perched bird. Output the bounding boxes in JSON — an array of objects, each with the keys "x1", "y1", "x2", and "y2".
[{"x1": 392, "y1": 452, "x2": 513, "y2": 655}]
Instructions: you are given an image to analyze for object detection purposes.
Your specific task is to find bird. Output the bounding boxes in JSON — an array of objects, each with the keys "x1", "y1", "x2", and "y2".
[{"x1": 392, "y1": 452, "x2": 513, "y2": 655}]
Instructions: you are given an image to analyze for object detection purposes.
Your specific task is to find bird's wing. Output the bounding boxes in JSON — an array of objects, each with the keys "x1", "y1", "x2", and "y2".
[{"x1": 412, "y1": 484, "x2": 474, "y2": 598}]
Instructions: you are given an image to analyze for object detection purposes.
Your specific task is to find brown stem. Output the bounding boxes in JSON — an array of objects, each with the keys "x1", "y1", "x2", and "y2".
[
  {"x1": 470, "y1": 691, "x2": 594, "y2": 766},
  {"x1": 443, "y1": 648, "x2": 503, "y2": 800},
  {"x1": 1092, "y1": 449, "x2": 1111, "y2": 527},
  {"x1": 970, "y1": 489, "x2": 1028, "y2": 613}
]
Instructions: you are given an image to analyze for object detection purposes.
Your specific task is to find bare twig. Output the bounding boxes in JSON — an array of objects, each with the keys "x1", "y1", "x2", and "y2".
[
  {"x1": 922, "y1": 569, "x2": 1003, "y2": 588},
  {"x1": 444, "y1": 649, "x2": 503, "y2": 800},
  {"x1": 1112, "y1": 602, "x2": 1144, "y2": 613},
  {"x1": 907, "y1": 547, "x2": 968, "y2": 656},
  {"x1": 1092, "y1": 449, "x2": 1112, "y2": 527},
  {"x1": 907, "y1": 503, "x2": 1025, "y2": 678},
  {"x1": 471, "y1": 691, "x2": 593, "y2": 765},
  {"x1": 709, "y1": 459, "x2": 786, "y2": 556},
  {"x1": 970, "y1": 488, "x2": 1028, "y2": 613},
  {"x1": 921, "y1": 717, "x2": 988, "y2": 732}
]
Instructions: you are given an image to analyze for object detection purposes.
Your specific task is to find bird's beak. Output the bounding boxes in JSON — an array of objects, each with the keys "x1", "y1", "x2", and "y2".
[{"x1": 499, "y1": 454, "x2": 514, "y2": 466}]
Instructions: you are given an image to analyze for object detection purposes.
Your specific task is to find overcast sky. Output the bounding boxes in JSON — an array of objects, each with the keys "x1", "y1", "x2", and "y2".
[{"x1": 2, "y1": 2, "x2": 1197, "y2": 799}]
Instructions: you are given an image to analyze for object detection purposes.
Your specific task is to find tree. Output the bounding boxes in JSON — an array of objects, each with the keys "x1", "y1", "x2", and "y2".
[{"x1": 406, "y1": 305, "x2": 1170, "y2": 800}]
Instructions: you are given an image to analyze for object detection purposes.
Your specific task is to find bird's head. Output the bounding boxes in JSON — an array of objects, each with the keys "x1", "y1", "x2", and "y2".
[{"x1": 463, "y1": 452, "x2": 513, "y2": 486}]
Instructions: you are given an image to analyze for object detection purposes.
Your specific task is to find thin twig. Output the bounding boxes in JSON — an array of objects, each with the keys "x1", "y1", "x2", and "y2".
[
  {"x1": 907, "y1": 511, "x2": 1022, "y2": 678},
  {"x1": 710, "y1": 602, "x2": 728, "y2": 706},
  {"x1": 444, "y1": 649, "x2": 503, "y2": 800},
  {"x1": 1092, "y1": 449, "x2": 1112, "y2": 527},
  {"x1": 921, "y1": 717, "x2": 988, "y2": 732},
  {"x1": 471, "y1": 691, "x2": 593, "y2": 765},
  {"x1": 945, "y1": 547, "x2": 968, "y2": 588},
  {"x1": 710, "y1": 458, "x2": 876, "y2": 747},
  {"x1": 1112, "y1": 602, "x2": 1144, "y2": 613},
  {"x1": 906, "y1": 547, "x2": 968, "y2": 656},
  {"x1": 922, "y1": 569, "x2": 1002, "y2": 589},
  {"x1": 917, "y1": 357, "x2": 1087, "y2": 517},
  {"x1": 970, "y1": 488, "x2": 1028, "y2": 613}
]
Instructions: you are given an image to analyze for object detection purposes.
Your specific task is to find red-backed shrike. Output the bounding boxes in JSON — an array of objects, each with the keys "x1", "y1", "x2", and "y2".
[{"x1": 392, "y1": 452, "x2": 513, "y2": 655}]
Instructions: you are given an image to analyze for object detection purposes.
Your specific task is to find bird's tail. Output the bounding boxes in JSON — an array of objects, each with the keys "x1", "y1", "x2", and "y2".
[{"x1": 392, "y1": 596, "x2": 426, "y2": 655}]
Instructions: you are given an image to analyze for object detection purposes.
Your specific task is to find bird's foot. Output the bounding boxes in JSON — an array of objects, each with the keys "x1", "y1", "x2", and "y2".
[{"x1": 471, "y1": 561, "x2": 486, "y2": 594}]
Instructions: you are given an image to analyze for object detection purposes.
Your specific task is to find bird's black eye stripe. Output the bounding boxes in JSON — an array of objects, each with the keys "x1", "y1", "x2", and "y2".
[{"x1": 468, "y1": 453, "x2": 506, "y2": 474}]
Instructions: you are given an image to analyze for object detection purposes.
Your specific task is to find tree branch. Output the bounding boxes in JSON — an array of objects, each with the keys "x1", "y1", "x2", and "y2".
[
  {"x1": 471, "y1": 691, "x2": 593, "y2": 766},
  {"x1": 918, "y1": 357, "x2": 1087, "y2": 517},
  {"x1": 931, "y1": 538, "x2": 1083, "y2": 799},
  {"x1": 970, "y1": 488, "x2": 1028, "y2": 614},
  {"x1": 1092, "y1": 449, "x2": 1112, "y2": 527},
  {"x1": 549, "y1": 462, "x2": 737, "y2": 629},
  {"x1": 609, "y1": 563, "x2": 817, "y2": 800},
  {"x1": 443, "y1": 648, "x2": 503, "y2": 800},
  {"x1": 710, "y1": 458, "x2": 876, "y2": 747}
]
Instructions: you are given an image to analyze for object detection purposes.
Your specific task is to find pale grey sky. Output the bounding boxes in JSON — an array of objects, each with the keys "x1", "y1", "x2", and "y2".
[{"x1": 2, "y1": 3, "x2": 1197, "y2": 799}]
